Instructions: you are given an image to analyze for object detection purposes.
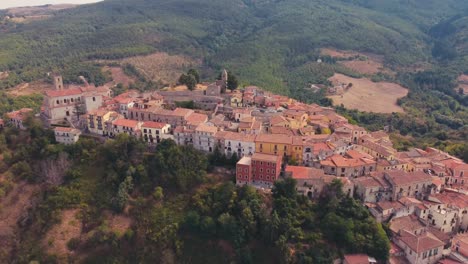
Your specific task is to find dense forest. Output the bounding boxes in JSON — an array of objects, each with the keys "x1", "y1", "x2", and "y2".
[{"x1": 0, "y1": 120, "x2": 389, "y2": 263}]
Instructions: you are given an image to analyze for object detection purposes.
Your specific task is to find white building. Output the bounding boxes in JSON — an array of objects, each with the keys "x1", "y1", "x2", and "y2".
[
  {"x1": 223, "y1": 132, "x2": 256, "y2": 157},
  {"x1": 112, "y1": 119, "x2": 142, "y2": 137},
  {"x1": 54, "y1": 127, "x2": 81, "y2": 145},
  {"x1": 141, "y1": 121, "x2": 172, "y2": 145},
  {"x1": 194, "y1": 123, "x2": 218, "y2": 152}
]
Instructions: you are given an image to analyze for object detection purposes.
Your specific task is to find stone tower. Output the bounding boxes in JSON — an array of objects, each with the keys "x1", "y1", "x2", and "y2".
[
  {"x1": 221, "y1": 69, "x2": 228, "y2": 93},
  {"x1": 222, "y1": 69, "x2": 228, "y2": 84},
  {"x1": 53, "y1": 74, "x2": 64, "y2": 91}
]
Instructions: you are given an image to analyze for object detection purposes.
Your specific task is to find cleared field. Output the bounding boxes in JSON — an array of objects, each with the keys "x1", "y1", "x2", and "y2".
[
  {"x1": 0, "y1": 72, "x2": 8, "y2": 80},
  {"x1": 321, "y1": 48, "x2": 394, "y2": 75},
  {"x1": 328, "y1": 74, "x2": 408, "y2": 113},
  {"x1": 102, "y1": 66, "x2": 135, "y2": 87},
  {"x1": 6, "y1": 81, "x2": 51, "y2": 97},
  {"x1": 122, "y1": 52, "x2": 200, "y2": 85},
  {"x1": 340, "y1": 60, "x2": 383, "y2": 75},
  {"x1": 43, "y1": 209, "x2": 82, "y2": 258}
]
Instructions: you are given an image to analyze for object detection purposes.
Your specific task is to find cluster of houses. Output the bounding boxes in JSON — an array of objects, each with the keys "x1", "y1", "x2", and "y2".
[{"x1": 1, "y1": 72, "x2": 467, "y2": 264}]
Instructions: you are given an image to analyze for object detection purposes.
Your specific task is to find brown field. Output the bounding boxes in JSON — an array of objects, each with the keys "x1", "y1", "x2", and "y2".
[
  {"x1": 321, "y1": 48, "x2": 359, "y2": 58},
  {"x1": 0, "y1": 182, "x2": 39, "y2": 261},
  {"x1": 43, "y1": 209, "x2": 82, "y2": 258},
  {"x1": 0, "y1": 72, "x2": 9, "y2": 80},
  {"x1": 340, "y1": 60, "x2": 384, "y2": 75},
  {"x1": 457, "y1": 74, "x2": 468, "y2": 95},
  {"x1": 122, "y1": 52, "x2": 200, "y2": 85},
  {"x1": 458, "y1": 84, "x2": 468, "y2": 95},
  {"x1": 102, "y1": 66, "x2": 135, "y2": 87},
  {"x1": 6, "y1": 81, "x2": 51, "y2": 97},
  {"x1": 328, "y1": 74, "x2": 408, "y2": 113},
  {"x1": 321, "y1": 48, "x2": 394, "y2": 75}
]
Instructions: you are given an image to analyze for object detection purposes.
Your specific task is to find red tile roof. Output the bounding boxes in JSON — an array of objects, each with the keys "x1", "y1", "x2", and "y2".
[
  {"x1": 252, "y1": 153, "x2": 282, "y2": 163},
  {"x1": 113, "y1": 119, "x2": 140, "y2": 128},
  {"x1": 344, "y1": 254, "x2": 373, "y2": 264},
  {"x1": 399, "y1": 230, "x2": 444, "y2": 253},
  {"x1": 142, "y1": 121, "x2": 167, "y2": 129},
  {"x1": 45, "y1": 88, "x2": 82, "y2": 97},
  {"x1": 285, "y1": 165, "x2": 326, "y2": 180},
  {"x1": 256, "y1": 134, "x2": 292, "y2": 144},
  {"x1": 54, "y1": 126, "x2": 80, "y2": 133}
]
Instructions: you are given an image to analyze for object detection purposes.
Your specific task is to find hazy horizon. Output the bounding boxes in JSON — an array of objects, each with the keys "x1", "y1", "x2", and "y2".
[{"x1": 0, "y1": 0, "x2": 102, "y2": 9}]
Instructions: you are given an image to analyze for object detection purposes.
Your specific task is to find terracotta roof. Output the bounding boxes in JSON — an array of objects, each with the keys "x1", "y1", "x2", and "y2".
[
  {"x1": 224, "y1": 132, "x2": 256, "y2": 142},
  {"x1": 343, "y1": 254, "x2": 374, "y2": 264},
  {"x1": 312, "y1": 142, "x2": 334, "y2": 155},
  {"x1": 377, "y1": 201, "x2": 404, "y2": 211},
  {"x1": 353, "y1": 177, "x2": 382, "y2": 188},
  {"x1": 54, "y1": 127, "x2": 80, "y2": 133},
  {"x1": 113, "y1": 119, "x2": 140, "y2": 128},
  {"x1": 270, "y1": 126, "x2": 295, "y2": 135},
  {"x1": 390, "y1": 215, "x2": 425, "y2": 234},
  {"x1": 173, "y1": 108, "x2": 194, "y2": 117},
  {"x1": 385, "y1": 170, "x2": 432, "y2": 186},
  {"x1": 285, "y1": 165, "x2": 326, "y2": 180},
  {"x1": 186, "y1": 113, "x2": 208, "y2": 125},
  {"x1": 142, "y1": 121, "x2": 168, "y2": 129},
  {"x1": 256, "y1": 134, "x2": 292, "y2": 144},
  {"x1": 6, "y1": 108, "x2": 33, "y2": 120},
  {"x1": 196, "y1": 123, "x2": 218, "y2": 134},
  {"x1": 270, "y1": 115, "x2": 288, "y2": 126},
  {"x1": 45, "y1": 88, "x2": 82, "y2": 97},
  {"x1": 320, "y1": 154, "x2": 375, "y2": 168},
  {"x1": 429, "y1": 191, "x2": 468, "y2": 209},
  {"x1": 398, "y1": 230, "x2": 444, "y2": 253},
  {"x1": 237, "y1": 156, "x2": 252, "y2": 166},
  {"x1": 252, "y1": 153, "x2": 282, "y2": 163},
  {"x1": 88, "y1": 109, "x2": 113, "y2": 117}
]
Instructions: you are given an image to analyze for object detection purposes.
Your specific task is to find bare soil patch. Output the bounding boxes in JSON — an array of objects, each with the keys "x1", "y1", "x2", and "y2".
[
  {"x1": 122, "y1": 52, "x2": 200, "y2": 85},
  {"x1": 43, "y1": 209, "x2": 82, "y2": 258},
  {"x1": 457, "y1": 74, "x2": 468, "y2": 95},
  {"x1": 328, "y1": 74, "x2": 408, "y2": 113},
  {"x1": 0, "y1": 72, "x2": 8, "y2": 80},
  {"x1": 102, "y1": 66, "x2": 135, "y2": 87},
  {"x1": 7, "y1": 81, "x2": 51, "y2": 97},
  {"x1": 340, "y1": 60, "x2": 384, "y2": 75},
  {"x1": 321, "y1": 48, "x2": 358, "y2": 58},
  {"x1": 321, "y1": 48, "x2": 394, "y2": 76},
  {"x1": 0, "y1": 182, "x2": 39, "y2": 261},
  {"x1": 102, "y1": 211, "x2": 132, "y2": 235}
]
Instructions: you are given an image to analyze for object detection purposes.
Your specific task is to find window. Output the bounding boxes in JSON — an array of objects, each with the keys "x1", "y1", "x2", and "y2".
[{"x1": 93, "y1": 97, "x2": 96, "y2": 101}]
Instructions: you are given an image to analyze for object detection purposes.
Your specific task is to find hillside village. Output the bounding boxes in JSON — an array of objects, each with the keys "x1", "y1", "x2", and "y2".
[{"x1": 1, "y1": 71, "x2": 468, "y2": 264}]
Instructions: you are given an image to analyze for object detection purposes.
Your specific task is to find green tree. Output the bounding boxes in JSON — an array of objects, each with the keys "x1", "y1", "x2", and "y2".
[
  {"x1": 227, "y1": 73, "x2": 239, "y2": 91},
  {"x1": 187, "y1": 69, "x2": 200, "y2": 83}
]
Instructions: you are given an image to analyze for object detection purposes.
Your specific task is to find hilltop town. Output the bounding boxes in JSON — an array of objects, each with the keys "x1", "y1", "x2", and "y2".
[{"x1": 1, "y1": 70, "x2": 467, "y2": 264}]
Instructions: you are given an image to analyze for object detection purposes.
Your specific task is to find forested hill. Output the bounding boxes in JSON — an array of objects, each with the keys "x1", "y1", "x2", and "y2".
[{"x1": 0, "y1": 0, "x2": 468, "y2": 91}]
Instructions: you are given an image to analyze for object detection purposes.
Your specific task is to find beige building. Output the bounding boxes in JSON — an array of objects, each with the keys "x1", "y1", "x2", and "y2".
[
  {"x1": 384, "y1": 170, "x2": 432, "y2": 201},
  {"x1": 87, "y1": 110, "x2": 120, "y2": 136},
  {"x1": 194, "y1": 123, "x2": 218, "y2": 152},
  {"x1": 141, "y1": 121, "x2": 172, "y2": 145},
  {"x1": 112, "y1": 118, "x2": 142, "y2": 137},
  {"x1": 54, "y1": 127, "x2": 81, "y2": 145}
]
